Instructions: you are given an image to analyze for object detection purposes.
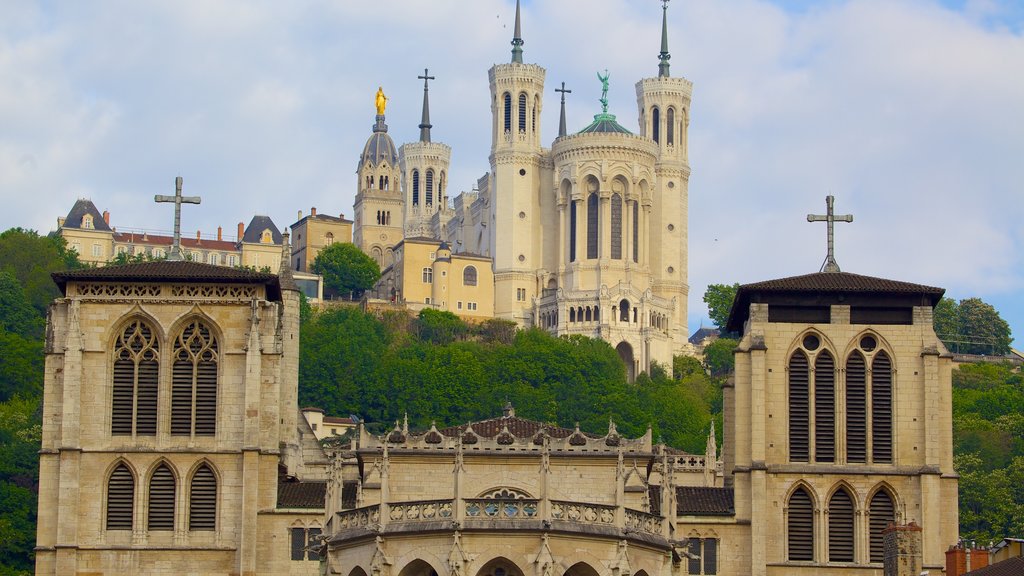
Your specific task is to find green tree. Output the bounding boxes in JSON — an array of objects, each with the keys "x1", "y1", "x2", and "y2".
[
  {"x1": 703, "y1": 337, "x2": 738, "y2": 377},
  {"x1": 0, "y1": 272, "x2": 42, "y2": 340},
  {"x1": 933, "y1": 297, "x2": 1012, "y2": 355},
  {"x1": 672, "y1": 355, "x2": 704, "y2": 380},
  {"x1": 702, "y1": 283, "x2": 739, "y2": 333},
  {"x1": 416, "y1": 309, "x2": 468, "y2": 345},
  {"x1": 0, "y1": 229, "x2": 82, "y2": 315},
  {"x1": 311, "y1": 242, "x2": 380, "y2": 299}
]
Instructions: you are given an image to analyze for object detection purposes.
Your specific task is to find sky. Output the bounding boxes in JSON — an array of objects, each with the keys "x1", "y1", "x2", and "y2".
[{"x1": 2, "y1": 0, "x2": 1022, "y2": 347}]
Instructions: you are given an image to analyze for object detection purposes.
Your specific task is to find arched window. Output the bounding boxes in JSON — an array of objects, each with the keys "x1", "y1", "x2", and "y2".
[
  {"x1": 412, "y1": 170, "x2": 420, "y2": 206},
  {"x1": 620, "y1": 300, "x2": 630, "y2": 322},
  {"x1": 148, "y1": 463, "x2": 176, "y2": 531},
  {"x1": 106, "y1": 463, "x2": 134, "y2": 530},
  {"x1": 632, "y1": 200, "x2": 639, "y2": 263},
  {"x1": 585, "y1": 307, "x2": 592, "y2": 322},
  {"x1": 503, "y1": 93, "x2": 512, "y2": 133},
  {"x1": 828, "y1": 488, "x2": 855, "y2": 562},
  {"x1": 569, "y1": 200, "x2": 577, "y2": 263},
  {"x1": 189, "y1": 464, "x2": 217, "y2": 531},
  {"x1": 586, "y1": 193, "x2": 599, "y2": 259},
  {"x1": 426, "y1": 169, "x2": 434, "y2": 206},
  {"x1": 171, "y1": 319, "x2": 219, "y2": 436},
  {"x1": 532, "y1": 98, "x2": 538, "y2": 133},
  {"x1": 872, "y1": 351, "x2": 893, "y2": 463},
  {"x1": 325, "y1": 232, "x2": 335, "y2": 245},
  {"x1": 815, "y1": 351, "x2": 836, "y2": 462},
  {"x1": 869, "y1": 489, "x2": 896, "y2": 563},
  {"x1": 788, "y1": 351, "x2": 810, "y2": 461},
  {"x1": 112, "y1": 319, "x2": 159, "y2": 436},
  {"x1": 846, "y1": 352, "x2": 867, "y2": 463},
  {"x1": 463, "y1": 266, "x2": 478, "y2": 286},
  {"x1": 651, "y1": 107, "x2": 660, "y2": 143},
  {"x1": 439, "y1": 171, "x2": 446, "y2": 203},
  {"x1": 610, "y1": 193, "x2": 622, "y2": 259},
  {"x1": 518, "y1": 93, "x2": 527, "y2": 133},
  {"x1": 569, "y1": 308, "x2": 576, "y2": 323},
  {"x1": 371, "y1": 247, "x2": 383, "y2": 266},
  {"x1": 787, "y1": 487, "x2": 814, "y2": 561},
  {"x1": 667, "y1": 107, "x2": 675, "y2": 145}
]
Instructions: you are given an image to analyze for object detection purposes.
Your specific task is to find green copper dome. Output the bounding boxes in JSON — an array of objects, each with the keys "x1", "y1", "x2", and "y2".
[{"x1": 578, "y1": 113, "x2": 632, "y2": 135}]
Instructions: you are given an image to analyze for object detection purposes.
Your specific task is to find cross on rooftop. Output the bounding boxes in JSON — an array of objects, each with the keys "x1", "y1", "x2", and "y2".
[
  {"x1": 154, "y1": 176, "x2": 201, "y2": 261},
  {"x1": 418, "y1": 68, "x2": 434, "y2": 88},
  {"x1": 556, "y1": 82, "x2": 572, "y2": 137},
  {"x1": 807, "y1": 195, "x2": 853, "y2": 273}
]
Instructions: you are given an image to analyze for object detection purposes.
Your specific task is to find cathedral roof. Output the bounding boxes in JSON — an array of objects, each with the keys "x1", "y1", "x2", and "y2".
[
  {"x1": 52, "y1": 260, "x2": 282, "y2": 298},
  {"x1": 675, "y1": 487, "x2": 735, "y2": 517},
  {"x1": 62, "y1": 199, "x2": 112, "y2": 232},
  {"x1": 277, "y1": 479, "x2": 327, "y2": 509},
  {"x1": 578, "y1": 113, "x2": 632, "y2": 135},
  {"x1": 360, "y1": 116, "x2": 399, "y2": 167},
  {"x1": 437, "y1": 416, "x2": 599, "y2": 440},
  {"x1": 240, "y1": 215, "x2": 283, "y2": 244}
]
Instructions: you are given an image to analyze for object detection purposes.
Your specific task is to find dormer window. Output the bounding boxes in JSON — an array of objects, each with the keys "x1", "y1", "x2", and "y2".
[
  {"x1": 82, "y1": 214, "x2": 94, "y2": 229},
  {"x1": 260, "y1": 229, "x2": 272, "y2": 244}
]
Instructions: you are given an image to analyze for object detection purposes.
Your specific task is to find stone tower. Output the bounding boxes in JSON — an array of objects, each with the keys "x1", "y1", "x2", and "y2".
[
  {"x1": 353, "y1": 93, "x2": 404, "y2": 269},
  {"x1": 488, "y1": 0, "x2": 550, "y2": 323},
  {"x1": 399, "y1": 69, "x2": 452, "y2": 239}
]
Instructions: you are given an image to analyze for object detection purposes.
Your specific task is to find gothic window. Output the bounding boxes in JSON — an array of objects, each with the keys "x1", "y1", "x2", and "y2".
[
  {"x1": 869, "y1": 489, "x2": 896, "y2": 563},
  {"x1": 872, "y1": 351, "x2": 893, "y2": 463},
  {"x1": 632, "y1": 200, "x2": 639, "y2": 263},
  {"x1": 384, "y1": 175, "x2": 389, "y2": 190},
  {"x1": 148, "y1": 463, "x2": 176, "y2": 531},
  {"x1": 189, "y1": 464, "x2": 217, "y2": 531},
  {"x1": 586, "y1": 193, "x2": 598, "y2": 259},
  {"x1": 788, "y1": 350, "x2": 810, "y2": 461},
  {"x1": 290, "y1": 526, "x2": 323, "y2": 561},
  {"x1": 828, "y1": 488, "x2": 855, "y2": 562},
  {"x1": 422, "y1": 268, "x2": 433, "y2": 283},
  {"x1": 412, "y1": 170, "x2": 420, "y2": 206},
  {"x1": 426, "y1": 169, "x2": 434, "y2": 206},
  {"x1": 171, "y1": 319, "x2": 219, "y2": 436},
  {"x1": 439, "y1": 171, "x2": 446, "y2": 203},
  {"x1": 787, "y1": 487, "x2": 814, "y2": 561},
  {"x1": 815, "y1": 351, "x2": 836, "y2": 462},
  {"x1": 112, "y1": 319, "x2": 159, "y2": 436},
  {"x1": 611, "y1": 193, "x2": 623, "y2": 259},
  {"x1": 667, "y1": 107, "x2": 675, "y2": 145},
  {"x1": 569, "y1": 201, "x2": 577, "y2": 262},
  {"x1": 106, "y1": 463, "x2": 134, "y2": 530},
  {"x1": 846, "y1": 352, "x2": 867, "y2": 463},
  {"x1": 463, "y1": 266, "x2": 477, "y2": 286},
  {"x1": 687, "y1": 538, "x2": 718, "y2": 575},
  {"x1": 518, "y1": 92, "x2": 527, "y2": 133},
  {"x1": 652, "y1": 106, "x2": 660, "y2": 143},
  {"x1": 503, "y1": 93, "x2": 512, "y2": 133}
]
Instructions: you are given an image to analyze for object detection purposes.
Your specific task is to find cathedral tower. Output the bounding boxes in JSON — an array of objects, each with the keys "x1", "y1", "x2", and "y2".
[
  {"x1": 488, "y1": 0, "x2": 551, "y2": 322},
  {"x1": 353, "y1": 88, "x2": 404, "y2": 269},
  {"x1": 399, "y1": 69, "x2": 452, "y2": 239}
]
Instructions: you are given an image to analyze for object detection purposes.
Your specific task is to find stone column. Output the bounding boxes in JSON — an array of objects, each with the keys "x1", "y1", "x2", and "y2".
[{"x1": 883, "y1": 522, "x2": 923, "y2": 576}]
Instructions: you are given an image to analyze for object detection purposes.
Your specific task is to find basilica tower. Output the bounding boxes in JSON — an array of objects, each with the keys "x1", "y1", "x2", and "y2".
[
  {"x1": 353, "y1": 89, "x2": 405, "y2": 269},
  {"x1": 488, "y1": 0, "x2": 552, "y2": 322},
  {"x1": 400, "y1": 70, "x2": 452, "y2": 239}
]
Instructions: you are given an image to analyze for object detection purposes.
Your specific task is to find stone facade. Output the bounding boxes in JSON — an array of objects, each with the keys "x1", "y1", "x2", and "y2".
[{"x1": 290, "y1": 207, "x2": 354, "y2": 273}]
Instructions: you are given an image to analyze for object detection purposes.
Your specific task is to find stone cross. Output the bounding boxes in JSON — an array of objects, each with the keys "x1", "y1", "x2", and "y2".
[
  {"x1": 418, "y1": 68, "x2": 434, "y2": 90},
  {"x1": 807, "y1": 194, "x2": 853, "y2": 273},
  {"x1": 154, "y1": 176, "x2": 201, "y2": 261},
  {"x1": 556, "y1": 82, "x2": 572, "y2": 137}
]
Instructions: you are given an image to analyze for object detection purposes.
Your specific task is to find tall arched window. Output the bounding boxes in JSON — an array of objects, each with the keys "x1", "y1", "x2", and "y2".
[
  {"x1": 846, "y1": 352, "x2": 867, "y2": 463},
  {"x1": 148, "y1": 463, "x2": 176, "y2": 531},
  {"x1": 426, "y1": 169, "x2": 434, "y2": 206},
  {"x1": 532, "y1": 98, "x2": 538, "y2": 133},
  {"x1": 171, "y1": 319, "x2": 219, "y2": 436},
  {"x1": 106, "y1": 463, "x2": 135, "y2": 530},
  {"x1": 412, "y1": 170, "x2": 420, "y2": 206},
  {"x1": 463, "y1": 266, "x2": 478, "y2": 286},
  {"x1": 610, "y1": 193, "x2": 623, "y2": 260},
  {"x1": 869, "y1": 489, "x2": 896, "y2": 563},
  {"x1": 586, "y1": 193, "x2": 599, "y2": 259},
  {"x1": 620, "y1": 299, "x2": 630, "y2": 322},
  {"x1": 815, "y1": 351, "x2": 836, "y2": 462},
  {"x1": 189, "y1": 464, "x2": 217, "y2": 531},
  {"x1": 788, "y1": 351, "x2": 810, "y2": 462},
  {"x1": 112, "y1": 319, "x2": 159, "y2": 436},
  {"x1": 503, "y1": 92, "x2": 512, "y2": 133},
  {"x1": 632, "y1": 200, "x2": 639, "y2": 263},
  {"x1": 651, "y1": 107, "x2": 661, "y2": 143},
  {"x1": 569, "y1": 201, "x2": 577, "y2": 263},
  {"x1": 667, "y1": 108, "x2": 675, "y2": 145},
  {"x1": 439, "y1": 171, "x2": 446, "y2": 204},
  {"x1": 518, "y1": 93, "x2": 528, "y2": 133},
  {"x1": 325, "y1": 232, "x2": 335, "y2": 245},
  {"x1": 872, "y1": 352, "x2": 893, "y2": 463},
  {"x1": 787, "y1": 487, "x2": 814, "y2": 561},
  {"x1": 828, "y1": 488, "x2": 855, "y2": 562}
]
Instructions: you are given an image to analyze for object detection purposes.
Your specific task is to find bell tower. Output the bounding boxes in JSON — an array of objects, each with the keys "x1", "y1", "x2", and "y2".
[
  {"x1": 353, "y1": 88, "x2": 404, "y2": 269},
  {"x1": 400, "y1": 69, "x2": 452, "y2": 239}
]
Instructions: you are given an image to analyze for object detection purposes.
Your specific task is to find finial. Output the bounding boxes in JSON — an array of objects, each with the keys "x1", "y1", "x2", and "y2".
[
  {"x1": 511, "y1": 0, "x2": 524, "y2": 64},
  {"x1": 375, "y1": 86, "x2": 388, "y2": 116},
  {"x1": 807, "y1": 195, "x2": 854, "y2": 273},
  {"x1": 659, "y1": 0, "x2": 671, "y2": 77},
  {"x1": 154, "y1": 176, "x2": 201, "y2": 261},
  {"x1": 418, "y1": 68, "x2": 435, "y2": 142},
  {"x1": 597, "y1": 70, "x2": 610, "y2": 115},
  {"x1": 556, "y1": 82, "x2": 572, "y2": 137}
]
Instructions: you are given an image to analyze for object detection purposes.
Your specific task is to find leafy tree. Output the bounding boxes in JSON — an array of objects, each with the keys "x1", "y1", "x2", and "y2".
[
  {"x1": 0, "y1": 229, "x2": 82, "y2": 315},
  {"x1": 416, "y1": 309, "x2": 468, "y2": 345},
  {"x1": 0, "y1": 272, "x2": 42, "y2": 340},
  {"x1": 672, "y1": 355, "x2": 704, "y2": 380},
  {"x1": 0, "y1": 397, "x2": 41, "y2": 573},
  {"x1": 0, "y1": 330, "x2": 44, "y2": 402},
  {"x1": 703, "y1": 337, "x2": 738, "y2": 377},
  {"x1": 702, "y1": 283, "x2": 739, "y2": 333},
  {"x1": 312, "y1": 242, "x2": 380, "y2": 299},
  {"x1": 934, "y1": 297, "x2": 1012, "y2": 355}
]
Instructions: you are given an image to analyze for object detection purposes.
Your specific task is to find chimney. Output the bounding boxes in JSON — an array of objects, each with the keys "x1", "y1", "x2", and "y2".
[
  {"x1": 102, "y1": 210, "x2": 110, "y2": 225},
  {"x1": 340, "y1": 213, "x2": 345, "y2": 219},
  {"x1": 217, "y1": 226, "x2": 223, "y2": 241},
  {"x1": 196, "y1": 230, "x2": 201, "y2": 244},
  {"x1": 883, "y1": 522, "x2": 922, "y2": 576},
  {"x1": 310, "y1": 206, "x2": 317, "y2": 217},
  {"x1": 237, "y1": 222, "x2": 244, "y2": 240},
  {"x1": 298, "y1": 210, "x2": 303, "y2": 221},
  {"x1": 57, "y1": 217, "x2": 65, "y2": 228},
  {"x1": 947, "y1": 542, "x2": 991, "y2": 576}
]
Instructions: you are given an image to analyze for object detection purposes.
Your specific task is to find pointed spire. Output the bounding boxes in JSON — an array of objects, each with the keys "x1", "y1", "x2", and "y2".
[
  {"x1": 511, "y1": 0, "x2": 524, "y2": 64},
  {"x1": 658, "y1": 0, "x2": 671, "y2": 77},
  {"x1": 556, "y1": 82, "x2": 572, "y2": 137},
  {"x1": 417, "y1": 68, "x2": 435, "y2": 142}
]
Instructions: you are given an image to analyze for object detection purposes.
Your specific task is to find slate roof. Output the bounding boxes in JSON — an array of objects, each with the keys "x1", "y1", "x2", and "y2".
[
  {"x1": 52, "y1": 260, "x2": 281, "y2": 298},
  {"x1": 578, "y1": 113, "x2": 632, "y2": 134},
  {"x1": 241, "y1": 215, "x2": 283, "y2": 244},
  {"x1": 688, "y1": 327, "x2": 719, "y2": 345},
  {"x1": 277, "y1": 480, "x2": 327, "y2": 509},
  {"x1": 438, "y1": 416, "x2": 598, "y2": 440},
  {"x1": 676, "y1": 487, "x2": 734, "y2": 516},
  {"x1": 113, "y1": 231, "x2": 237, "y2": 252},
  {"x1": 62, "y1": 199, "x2": 112, "y2": 232},
  {"x1": 965, "y1": 556, "x2": 1024, "y2": 576},
  {"x1": 648, "y1": 486, "x2": 662, "y2": 515}
]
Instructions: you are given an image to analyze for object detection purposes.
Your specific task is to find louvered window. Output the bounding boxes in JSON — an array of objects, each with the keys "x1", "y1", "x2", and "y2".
[
  {"x1": 586, "y1": 193, "x2": 599, "y2": 259},
  {"x1": 872, "y1": 352, "x2": 893, "y2": 463},
  {"x1": 148, "y1": 464, "x2": 176, "y2": 531},
  {"x1": 569, "y1": 202, "x2": 577, "y2": 263},
  {"x1": 308, "y1": 527, "x2": 323, "y2": 560},
  {"x1": 789, "y1": 351, "x2": 810, "y2": 462},
  {"x1": 687, "y1": 539, "x2": 701, "y2": 574},
  {"x1": 412, "y1": 170, "x2": 420, "y2": 206},
  {"x1": 610, "y1": 193, "x2": 622, "y2": 260},
  {"x1": 814, "y1": 351, "x2": 835, "y2": 463},
  {"x1": 425, "y1": 169, "x2": 434, "y2": 206},
  {"x1": 106, "y1": 463, "x2": 134, "y2": 530},
  {"x1": 503, "y1": 93, "x2": 512, "y2": 133},
  {"x1": 518, "y1": 93, "x2": 527, "y2": 133},
  {"x1": 869, "y1": 490, "x2": 895, "y2": 563},
  {"x1": 652, "y1": 107, "x2": 660, "y2": 143},
  {"x1": 846, "y1": 352, "x2": 867, "y2": 463},
  {"x1": 828, "y1": 489, "x2": 855, "y2": 562},
  {"x1": 291, "y1": 527, "x2": 322, "y2": 561},
  {"x1": 291, "y1": 527, "x2": 305, "y2": 561},
  {"x1": 111, "y1": 320, "x2": 159, "y2": 436},
  {"x1": 189, "y1": 464, "x2": 217, "y2": 531},
  {"x1": 632, "y1": 200, "x2": 639, "y2": 263},
  {"x1": 788, "y1": 488, "x2": 814, "y2": 561},
  {"x1": 704, "y1": 539, "x2": 718, "y2": 574},
  {"x1": 171, "y1": 320, "x2": 219, "y2": 436},
  {"x1": 667, "y1": 107, "x2": 675, "y2": 145}
]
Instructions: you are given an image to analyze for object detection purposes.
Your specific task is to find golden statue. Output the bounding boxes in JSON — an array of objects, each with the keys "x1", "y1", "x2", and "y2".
[{"x1": 375, "y1": 86, "x2": 388, "y2": 115}]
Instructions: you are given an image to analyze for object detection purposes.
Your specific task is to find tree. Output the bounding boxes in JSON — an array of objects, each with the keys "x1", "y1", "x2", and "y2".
[
  {"x1": 933, "y1": 297, "x2": 1012, "y2": 355},
  {"x1": 0, "y1": 229, "x2": 82, "y2": 315},
  {"x1": 0, "y1": 272, "x2": 43, "y2": 340},
  {"x1": 703, "y1": 283, "x2": 739, "y2": 334},
  {"x1": 703, "y1": 337, "x2": 738, "y2": 377},
  {"x1": 311, "y1": 243, "x2": 381, "y2": 299}
]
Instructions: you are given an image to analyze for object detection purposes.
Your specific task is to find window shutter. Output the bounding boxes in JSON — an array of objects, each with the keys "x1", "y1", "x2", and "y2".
[
  {"x1": 687, "y1": 539, "x2": 701, "y2": 574},
  {"x1": 171, "y1": 359, "x2": 193, "y2": 435},
  {"x1": 148, "y1": 464, "x2": 176, "y2": 531},
  {"x1": 503, "y1": 94, "x2": 512, "y2": 133},
  {"x1": 846, "y1": 352, "x2": 867, "y2": 463},
  {"x1": 518, "y1": 93, "x2": 527, "y2": 133},
  {"x1": 788, "y1": 488, "x2": 814, "y2": 561},
  {"x1": 703, "y1": 539, "x2": 718, "y2": 574},
  {"x1": 872, "y1": 352, "x2": 893, "y2": 463},
  {"x1": 291, "y1": 527, "x2": 306, "y2": 561},
  {"x1": 789, "y1": 352, "x2": 810, "y2": 462},
  {"x1": 111, "y1": 357, "x2": 135, "y2": 435},
  {"x1": 189, "y1": 464, "x2": 217, "y2": 531},
  {"x1": 426, "y1": 170, "x2": 434, "y2": 205},
  {"x1": 106, "y1": 464, "x2": 134, "y2": 530},
  {"x1": 815, "y1": 351, "x2": 835, "y2": 462},
  {"x1": 112, "y1": 320, "x2": 158, "y2": 436},
  {"x1": 308, "y1": 527, "x2": 323, "y2": 560},
  {"x1": 194, "y1": 354, "x2": 218, "y2": 436},
  {"x1": 171, "y1": 320, "x2": 218, "y2": 436},
  {"x1": 828, "y1": 489, "x2": 855, "y2": 562},
  {"x1": 869, "y1": 490, "x2": 895, "y2": 563}
]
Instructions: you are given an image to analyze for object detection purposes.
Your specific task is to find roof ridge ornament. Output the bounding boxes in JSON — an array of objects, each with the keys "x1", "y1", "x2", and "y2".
[{"x1": 807, "y1": 194, "x2": 854, "y2": 273}]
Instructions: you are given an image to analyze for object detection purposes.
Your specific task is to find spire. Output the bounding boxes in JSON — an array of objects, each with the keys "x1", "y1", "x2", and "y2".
[
  {"x1": 510, "y1": 0, "x2": 524, "y2": 64},
  {"x1": 418, "y1": 68, "x2": 435, "y2": 142},
  {"x1": 658, "y1": 0, "x2": 671, "y2": 77},
  {"x1": 556, "y1": 82, "x2": 572, "y2": 137}
]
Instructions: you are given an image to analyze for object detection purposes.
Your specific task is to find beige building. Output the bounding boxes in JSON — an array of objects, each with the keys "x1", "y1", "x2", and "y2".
[
  {"x1": 36, "y1": 244, "x2": 329, "y2": 575},
  {"x1": 377, "y1": 237, "x2": 494, "y2": 320},
  {"x1": 302, "y1": 407, "x2": 357, "y2": 441},
  {"x1": 290, "y1": 207, "x2": 354, "y2": 273}
]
